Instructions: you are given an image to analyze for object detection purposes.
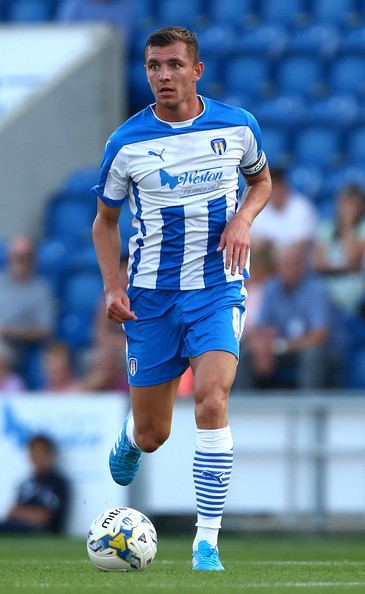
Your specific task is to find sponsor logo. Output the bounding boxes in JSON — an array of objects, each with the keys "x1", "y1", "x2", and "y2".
[
  {"x1": 128, "y1": 357, "x2": 138, "y2": 376},
  {"x1": 159, "y1": 167, "x2": 223, "y2": 191},
  {"x1": 201, "y1": 470, "x2": 227, "y2": 484},
  {"x1": 148, "y1": 148, "x2": 165, "y2": 161},
  {"x1": 211, "y1": 138, "x2": 227, "y2": 155}
]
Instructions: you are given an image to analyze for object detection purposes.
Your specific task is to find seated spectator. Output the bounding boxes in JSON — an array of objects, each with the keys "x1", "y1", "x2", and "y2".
[
  {"x1": 0, "y1": 236, "x2": 55, "y2": 371},
  {"x1": 42, "y1": 342, "x2": 79, "y2": 392},
  {"x1": 244, "y1": 243, "x2": 330, "y2": 389},
  {"x1": 80, "y1": 339, "x2": 129, "y2": 392},
  {"x1": 251, "y1": 167, "x2": 318, "y2": 249},
  {"x1": 0, "y1": 434, "x2": 69, "y2": 534},
  {"x1": 0, "y1": 341, "x2": 24, "y2": 393},
  {"x1": 314, "y1": 184, "x2": 365, "y2": 314}
]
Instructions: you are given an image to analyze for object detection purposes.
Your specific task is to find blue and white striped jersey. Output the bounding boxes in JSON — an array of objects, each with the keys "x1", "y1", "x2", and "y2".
[{"x1": 92, "y1": 96, "x2": 266, "y2": 290}]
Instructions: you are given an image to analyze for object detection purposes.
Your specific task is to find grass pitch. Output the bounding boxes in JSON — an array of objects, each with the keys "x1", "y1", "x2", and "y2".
[{"x1": 0, "y1": 535, "x2": 364, "y2": 594}]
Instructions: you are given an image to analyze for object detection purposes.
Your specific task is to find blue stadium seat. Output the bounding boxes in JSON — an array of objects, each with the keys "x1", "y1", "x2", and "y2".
[
  {"x1": 57, "y1": 311, "x2": 94, "y2": 349},
  {"x1": 209, "y1": 0, "x2": 256, "y2": 27},
  {"x1": 63, "y1": 167, "x2": 99, "y2": 193},
  {"x1": 310, "y1": 94, "x2": 359, "y2": 128},
  {"x1": 326, "y1": 165, "x2": 365, "y2": 196},
  {"x1": 67, "y1": 243, "x2": 99, "y2": 273},
  {"x1": 156, "y1": 0, "x2": 203, "y2": 27},
  {"x1": 261, "y1": 127, "x2": 289, "y2": 166},
  {"x1": 311, "y1": 0, "x2": 357, "y2": 25},
  {"x1": 45, "y1": 195, "x2": 96, "y2": 242},
  {"x1": 330, "y1": 56, "x2": 365, "y2": 95},
  {"x1": 287, "y1": 165, "x2": 323, "y2": 198},
  {"x1": 236, "y1": 24, "x2": 287, "y2": 58},
  {"x1": 287, "y1": 24, "x2": 339, "y2": 58},
  {"x1": 294, "y1": 127, "x2": 341, "y2": 167},
  {"x1": 8, "y1": 0, "x2": 53, "y2": 21},
  {"x1": 129, "y1": 59, "x2": 154, "y2": 112},
  {"x1": 254, "y1": 94, "x2": 308, "y2": 127},
  {"x1": 342, "y1": 26, "x2": 365, "y2": 52},
  {"x1": 0, "y1": 240, "x2": 7, "y2": 268},
  {"x1": 131, "y1": 0, "x2": 154, "y2": 26},
  {"x1": 276, "y1": 56, "x2": 323, "y2": 95},
  {"x1": 37, "y1": 237, "x2": 75, "y2": 294},
  {"x1": 197, "y1": 57, "x2": 220, "y2": 97},
  {"x1": 63, "y1": 271, "x2": 103, "y2": 316},
  {"x1": 259, "y1": 0, "x2": 308, "y2": 25},
  {"x1": 347, "y1": 127, "x2": 365, "y2": 163},
  {"x1": 224, "y1": 57, "x2": 269, "y2": 95},
  {"x1": 198, "y1": 25, "x2": 237, "y2": 58}
]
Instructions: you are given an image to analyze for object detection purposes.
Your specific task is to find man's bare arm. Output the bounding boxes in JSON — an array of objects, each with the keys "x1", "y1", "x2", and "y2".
[
  {"x1": 217, "y1": 165, "x2": 272, "y2": 274},
  {"x1": 92, "y1": 198, "x2": 136, "y2": 323}
]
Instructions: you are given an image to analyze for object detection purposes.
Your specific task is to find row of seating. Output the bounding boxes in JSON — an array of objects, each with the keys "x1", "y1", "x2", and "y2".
[{"x1": 2, "y1": 0, "x2": 365, "y2": 27}]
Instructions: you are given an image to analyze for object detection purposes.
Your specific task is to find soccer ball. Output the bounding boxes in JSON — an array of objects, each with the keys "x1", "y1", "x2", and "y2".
[{"x1": 87, "y1": 506, "x2": 157, "y2": 571}]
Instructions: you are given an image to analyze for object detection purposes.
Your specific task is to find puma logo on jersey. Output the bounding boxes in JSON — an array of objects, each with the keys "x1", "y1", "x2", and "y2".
[{"x1": 148, "y1": 148, "x2": 165, "y2": 161}]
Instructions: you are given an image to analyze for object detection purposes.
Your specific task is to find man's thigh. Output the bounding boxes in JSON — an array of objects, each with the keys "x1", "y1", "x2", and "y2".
[{"x1": 130, "y1": 377, "x2": 180, "y2": 435}]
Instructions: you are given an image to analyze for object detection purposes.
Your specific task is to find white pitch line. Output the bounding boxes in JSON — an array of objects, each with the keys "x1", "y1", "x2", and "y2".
[{"x1": 10, "y1": 581, "x2": 365, "y2": 590}]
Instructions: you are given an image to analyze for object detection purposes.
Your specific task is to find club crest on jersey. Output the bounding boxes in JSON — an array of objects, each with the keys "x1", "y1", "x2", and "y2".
[
  {"x1": 128, "y1": 357, "x2": 138, "y2": 376},
  {"x1": 211, "y1": 138, "x2": 226, "y2": 155}
]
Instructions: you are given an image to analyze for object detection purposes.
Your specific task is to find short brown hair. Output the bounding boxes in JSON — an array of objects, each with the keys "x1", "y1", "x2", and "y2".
[{"x1": 144, "y1": 26, "x2": 199, "y2": 64}]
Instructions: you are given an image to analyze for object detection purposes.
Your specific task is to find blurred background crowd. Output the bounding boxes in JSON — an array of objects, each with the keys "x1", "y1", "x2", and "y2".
[{"x1": 1, "y1": 0, "x2": 365, "y2": 394}]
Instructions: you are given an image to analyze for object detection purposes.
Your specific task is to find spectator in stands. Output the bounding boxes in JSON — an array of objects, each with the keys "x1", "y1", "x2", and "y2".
[
  {"x1": 42, "y1": 342, "x2": 79, "y2": 392},
  {"x1": 58, "y1": 0, "x2": 132, "y2": 40},
  {"x1": 0, "y1": 434, "x2": 69, "y2": 534},
  {"x1": 234, "y1": 241, "x2": 275, "y2": 390},
  {"x1": 80, "y1": 339, "x2": 129, "y2": 392},
  {"x1": 0, "y1": 236, "x2": 55, "y2": 371},
  {"x1": 251, "y1": 167, "x2": 318, "y2": 249},
  {"x1": 0, "y1": 341, "x2": 24, "y2": 393},
  {"x1": 314, "y1": 184, "x2": 365, "y2": 314},
  {"x1": 244, "y1": 243, "x2": 330, "y2": 389}
]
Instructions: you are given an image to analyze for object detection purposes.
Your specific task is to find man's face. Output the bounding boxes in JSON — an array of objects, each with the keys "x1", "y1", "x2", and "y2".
[
  {"x1": 29, "y1": 441, "x2": 54, "y2": 475},
  {"x1": 9, "y1": 237, "x2": 35, "y2": 281},
  {"x1": 145, "y1": 41, "x2": 203, "y2": 111}
]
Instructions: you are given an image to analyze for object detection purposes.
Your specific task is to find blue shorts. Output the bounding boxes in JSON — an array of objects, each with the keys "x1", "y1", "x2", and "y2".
[{"x1": 123, "y1": 281, "x2": 247, "y2": 387}]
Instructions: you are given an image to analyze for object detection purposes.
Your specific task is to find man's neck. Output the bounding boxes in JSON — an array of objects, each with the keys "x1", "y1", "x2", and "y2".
[{"x1": 153, "y1": 96, "x2": 203, "y2": 123}]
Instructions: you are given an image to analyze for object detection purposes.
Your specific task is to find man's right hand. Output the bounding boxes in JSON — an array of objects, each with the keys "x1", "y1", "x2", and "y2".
[{"x1": 105, "y1": 289, "x2": 137, "y2": 323}]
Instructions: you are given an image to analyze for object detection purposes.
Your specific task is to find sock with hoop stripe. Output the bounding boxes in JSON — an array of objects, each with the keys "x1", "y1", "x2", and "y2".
[{"x1": 193, "y1": 426, "x2": 233, "y2": 551}]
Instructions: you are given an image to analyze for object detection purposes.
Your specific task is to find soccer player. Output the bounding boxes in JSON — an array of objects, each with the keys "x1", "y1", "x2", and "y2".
[{"x1": 92, "y1": 26, "x2": 271, "y2": 571}]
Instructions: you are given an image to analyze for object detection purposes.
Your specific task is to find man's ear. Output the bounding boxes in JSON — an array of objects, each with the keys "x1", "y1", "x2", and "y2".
[{"x1": 193, "y1": 62, "x2": 204, "y2": 82}]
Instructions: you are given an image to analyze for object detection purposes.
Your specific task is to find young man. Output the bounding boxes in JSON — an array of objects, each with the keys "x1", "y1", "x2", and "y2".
[{"x1": 92, "y1": 26, "x2": 271, "y2": 570}]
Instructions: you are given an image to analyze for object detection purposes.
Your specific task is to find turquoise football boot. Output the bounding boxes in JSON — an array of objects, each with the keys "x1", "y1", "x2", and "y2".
[
  {"x1": 109, "y1": 411, "x2": 142, "y2": 486},
  {"x1": 192, "y1": 540, "x2": 224, "y2": 571}
]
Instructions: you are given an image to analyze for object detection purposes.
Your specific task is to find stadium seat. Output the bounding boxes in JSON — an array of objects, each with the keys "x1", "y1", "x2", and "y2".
[
  {"x1": 0, "y1": 240, "x2": 7, "y2": 268},
  {"x1": 224, "y1": 57, "x2": 269, "y2": 95},
  {"x1": 310, "y1": 0, "x2": 357, "y2": 25},
  {"x1": 329, "y1": 56, "x2": 365, "y2": 95},
  {"x1": 156, "y1": 0, "x2": 203, "y2": 27},
  {"x1": 326, "y1": 165, "x2": 365, "y2": 196},
  {"x1": 276, "y1": 56, "x2": 323, "y2": 96},
  {"x1": 197, "y1": 57, "x2": 221, "y2": 97},
  {"x1": 198, "y1": 25, "x2": 237, "y2": 58},
  {"x1": 63, "y1": 271, "x2": 103, "y2": 316},
  {"x1": 45, "y1": 195, "x2": 96, "y2": 242},
  {"x1": 310, "y1": 94, "x2": 359, "y2": 128},
  {"x1": 259, "y1": 0, "x2": 308, "y2": 25},
  {"x1": 342, "y1": 26, "x2": 365, "y2": 52},
  {"x1": 63, "y1": 167, "x2": 99, "y2": 193},
  {"x1": 294, "y1": 127, "x2": 341, "y2": 167},
  {"x1": 37, "y1": 237, "x2": 75, "y2": 294},
  {"x1": 57, "y1": 311, "x2": 94, "y2": 349},
  {"x1": 131, "y1": 0, "x2": 154, "y2": 27},
  {"x1": 260, "y1": 127, "x2": 289, "y2": 166},
  {"x1": 66, "y1": 242, "x2": 99, "y2": 273},
  {"x1": 287, "y1": 165, "x2": 324, "y2": 198},
  {"x1": 287, "y1": 24, "x2": 339, "y2": 58},
  {"x1": 235, "y1": 24, "x2": 287, "y2": 58},
  {"x1": 8, "y1": 0, "x2": 53, "y2": 21},
  {"x1": 346, "y1": 127, "x2": 365, "y2": 163},
  {"x1": 209, "y1": 0, "x2": 256, "y2": 27},
  {"x1": 254, "y1": 94, "x2": 308, "y2": 127},
  {"x1": 129, "y1": 59, "x2": 155, "y2": 112}
]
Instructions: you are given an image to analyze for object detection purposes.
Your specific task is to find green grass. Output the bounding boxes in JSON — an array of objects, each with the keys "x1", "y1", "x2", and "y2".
[{"x1": 0, "y1": 535, "x2": 365, "y2": 594}]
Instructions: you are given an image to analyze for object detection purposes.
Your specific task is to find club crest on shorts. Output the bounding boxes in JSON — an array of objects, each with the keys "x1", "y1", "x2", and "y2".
[
  {"x1": 128, "y1": 357, "x2": 138, "y2": 376},
  {"x1": 210, "y1": 138, "x2": 226, "y2": 155}
]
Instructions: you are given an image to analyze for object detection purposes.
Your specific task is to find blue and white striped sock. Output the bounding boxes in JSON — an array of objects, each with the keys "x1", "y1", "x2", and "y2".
[{"x1": 193, "y1": 426, "x2": 233, "y2": 551}]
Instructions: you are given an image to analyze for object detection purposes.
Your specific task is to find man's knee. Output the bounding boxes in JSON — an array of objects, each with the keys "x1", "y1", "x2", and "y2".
[
  {"x1": 195, "y1": 383, "x2": 228, "y2": 426},
  {"x1": 134, "y1": 427, "x2": 170, "y2": 453}
]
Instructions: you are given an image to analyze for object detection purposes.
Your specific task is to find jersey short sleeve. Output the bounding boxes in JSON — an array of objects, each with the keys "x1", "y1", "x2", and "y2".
[
  {"x1": 239, "y1": 111, "x2": 267, "y2": 177},
  {"x1": 92, "y1": 135, "x2": 129, "y2": 207}
]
